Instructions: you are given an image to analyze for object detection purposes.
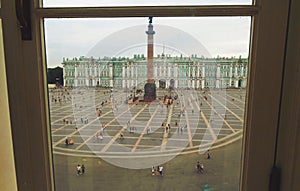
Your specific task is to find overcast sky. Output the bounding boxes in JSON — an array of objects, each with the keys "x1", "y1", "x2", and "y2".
[{"x1": 43, "y1": 1, "x2": 252, "y2": 68}]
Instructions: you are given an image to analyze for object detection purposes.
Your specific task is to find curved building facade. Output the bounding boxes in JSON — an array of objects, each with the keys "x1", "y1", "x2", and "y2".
[{"x1": 62, "y1": 55, "x2": 248, "y2": 89}]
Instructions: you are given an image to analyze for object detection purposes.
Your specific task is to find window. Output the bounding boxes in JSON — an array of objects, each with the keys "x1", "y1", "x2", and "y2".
[
  {"x1": 0, "y1": 18, "x2": 18, "y2": 191},
  {"x1": 2, "y1": 0, "x2": 296, "y2": 190}
]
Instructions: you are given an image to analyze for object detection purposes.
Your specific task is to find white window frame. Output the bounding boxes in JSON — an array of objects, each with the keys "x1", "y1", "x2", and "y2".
[{"x1": 1, "y1": 0, "x2": 294, "y2": 190}]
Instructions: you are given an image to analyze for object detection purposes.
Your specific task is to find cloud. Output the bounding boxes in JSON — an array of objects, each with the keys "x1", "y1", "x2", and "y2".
[{"x1": 45, "y1": 17, "x2": 251, "y2": 67}]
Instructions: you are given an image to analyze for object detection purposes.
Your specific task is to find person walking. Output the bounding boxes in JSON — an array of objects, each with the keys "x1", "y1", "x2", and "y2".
[
  {"x1": 81, "y1": 164, "x2": 85, "y2": 175},
  {"x1": 159, "y1": 166, "x2": 163, "y2": 176},
  {"x1": 207, "y1": 150, "x2": 211, "y2": 159},
  {"x1": 151, "y1": 166, "x2": 155, "y2": 176},
  {"x1": 199, "y1": 163, "x2": 204, "y2": 173},
  {"x1": 196, "y1": 161, "x2": 200, "y2": 173},
  {"x1": 76, "y1": 164, "x2": 81, "y2": 176}
]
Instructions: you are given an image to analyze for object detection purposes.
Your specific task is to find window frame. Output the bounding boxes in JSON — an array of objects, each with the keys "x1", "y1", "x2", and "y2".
[{"x1": 1, "y1": 0, "x2": 291, "y2": 190}]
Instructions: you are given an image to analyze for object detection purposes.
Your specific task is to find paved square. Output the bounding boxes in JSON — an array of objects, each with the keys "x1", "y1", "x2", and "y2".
[{"x1": 50, "y1": 87, "x2": 245, "y2": 190}]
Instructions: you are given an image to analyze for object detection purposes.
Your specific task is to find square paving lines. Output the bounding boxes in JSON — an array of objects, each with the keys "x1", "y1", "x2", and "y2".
[
  {"x1": 51, "y1": 135, "x2": 65, "y2": 142},
  {"x1": 50, "y1": 89, "x2": 247, "y2": 158}
]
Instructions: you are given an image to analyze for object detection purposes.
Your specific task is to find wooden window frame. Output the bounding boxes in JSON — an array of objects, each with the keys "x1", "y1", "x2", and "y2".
[{"x1": 1, "y1": 0, "x2": 291, "y2": 190}]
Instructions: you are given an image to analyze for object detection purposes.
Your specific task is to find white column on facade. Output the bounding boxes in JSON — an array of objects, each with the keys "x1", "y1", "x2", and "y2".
[
  {"x1": 63, "y1": 65, "x2": 66, "y2": 86},
  {"x1": 229, "y1": 64, "x2": 233, "y2": 87},
  {"x1": 174, "y1": 64, "x2": 178, "y2": 88},
  {"x1": 192, "y1": 65, "x2": 195, "y2": 88},
  {"x1": 87, "y1": 65, "x2": 91, "y2": 86},
  {"x1": 122, "y1": 65, "x2": 125, "y2": 88},
  {"x1": 127, "y1": 65, "x2": 130, "y2": 88},
  {"x1": 129, "y1": 65, "x2": 133, "y2": 87},
  {"x1": 156, "y1": 64, "x2": 159, "y2": 87},
  {"x1": 74, "y1": 65, "x2": 78, "y2": 87},
  {"x1": 128, "y1": 65, "x2": 130, "y2": 87},
  {"x1": 216, "y1": 64, "x2": 221, "y2": 88},
  {"x1": 85, "y1": 65, "x2": 88, "y2": 86},
  {"x1": 241, "y1": 64, "x2": 244, "y2": 77},
  {"x1": 91, "y1": 65, "x2": 94, "y2": 86},
  {"x1": 93, "y1": 64, "x2": 95, "y2": 77},
  {"x1": 132, "y1": 66, "x2": 134, "y2": 87},
  {"x1": 201, "y1": 64, "x2": 205, "y2": 89},
  {"x1": 240, "y1": 64, "x2": 244, "y2": 88},
  {"x1": 235, "y1": 80, "x2": 239, "y2": 88},
  {"x1": 154, "y1": 64, "x2": 158, "y2": 86},
  {"x1": 129, "y1": 65, "x2": 131, "y2": 87},
  {"x1": 234, "y1": 64, "x2": 239, "y2": 88},
  {"x1": 89, "y1": 65, "x2": 92, "y2": 78},
  {"x1": 98, "y1": 65, "x2": 101, "y2": 86},
  {"x1": 136, "y1": 64, "x2": 138, "y2": 87},
  {"x1": 244, "y1": 65, "x2": 248, "y2": 88},
  {"x1": 196, "y1": 67, "x2": 199, "y2": 88},
  {"x1": 109, "y1": 64, "x2": 113, "y2": 87}
]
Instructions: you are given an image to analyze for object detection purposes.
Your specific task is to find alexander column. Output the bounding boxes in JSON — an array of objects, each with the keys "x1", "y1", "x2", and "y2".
[{"x1": 144, "y1": 17, "x2": 157, "y2": 102}]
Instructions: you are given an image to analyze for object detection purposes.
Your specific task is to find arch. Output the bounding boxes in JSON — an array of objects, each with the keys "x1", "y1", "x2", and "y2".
[
  {"x1": 159, "y1": 79, "x2": 166, "y2": 88},
  {"x1": 170, "y1": 79, "x2": 175, "y2": 89},
  {"x1": 238, "y1": 79, "x2": 242, "y2": 88}
]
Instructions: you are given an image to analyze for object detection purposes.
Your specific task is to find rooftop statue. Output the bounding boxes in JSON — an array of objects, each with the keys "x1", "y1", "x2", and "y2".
[{"x1": 149, "y1": 17, "x2": 153, "y2": 24}]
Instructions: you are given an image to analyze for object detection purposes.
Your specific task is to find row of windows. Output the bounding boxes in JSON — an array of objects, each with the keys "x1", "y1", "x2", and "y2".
[{"x1": 65, "y1": 69, "x2": 247, "y2": 79}]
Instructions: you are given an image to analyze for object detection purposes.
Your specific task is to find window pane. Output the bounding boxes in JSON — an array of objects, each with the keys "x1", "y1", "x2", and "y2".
[
  {"x1": 0, "y1": 19, "x2": 18, "y2": 190},
  {"x1": 45, "y1": 17, "x2": 251, "y2": 190},
  {"x1": 43, "y1": 0, "x2": 252, "y2": 7}
]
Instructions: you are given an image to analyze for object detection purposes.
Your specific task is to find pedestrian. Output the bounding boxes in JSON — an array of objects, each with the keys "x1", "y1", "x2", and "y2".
[
  {"x1": 65, "y1": 137, "x2": 69, "y2": 146},
  {"x1": 151, "y1": 166, "x2": 155, "y2": 176},
  {"x1": 159, "y1": 166, "x2": 163, "y2": 176},
  {"x1": 81, "y1": 164, "x2": 85, "y2": 175},
  {"x1": 69, "y1": 138, "x2": 74, "y2": 145},
  {"x1": 199, "y1": 163, "x2": 204, "y2": 173},
  {"x1": 196, "y1": 161, "x2": 200, "y2": 173},
  {"x1": 207, "y1": 150, "x2": 211, "y2": 159},
  {"x1": 77, "y1": 164, "x2": 81, "y2": 176}
]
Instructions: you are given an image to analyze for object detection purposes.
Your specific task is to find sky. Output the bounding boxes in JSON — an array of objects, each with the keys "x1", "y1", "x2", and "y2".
[{"x1": 43, "y1": 1, "x2": 252, "y2": 68}]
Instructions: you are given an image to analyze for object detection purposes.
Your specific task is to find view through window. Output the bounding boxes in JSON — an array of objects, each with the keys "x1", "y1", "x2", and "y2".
[{"x1": 45, "y1": 17, "x2": 251, "y2": 190}]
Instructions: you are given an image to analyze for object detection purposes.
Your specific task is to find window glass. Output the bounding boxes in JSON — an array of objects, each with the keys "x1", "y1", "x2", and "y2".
[
  {"x1": 0, "y1": 19, "x2": 18, "y2": 191},
  {"x1": 43, "y1": 0, "x2": 252, "y2": 7},
  {"x1": 45, "y1": 17, "x2": 251, "y2": 190}
]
